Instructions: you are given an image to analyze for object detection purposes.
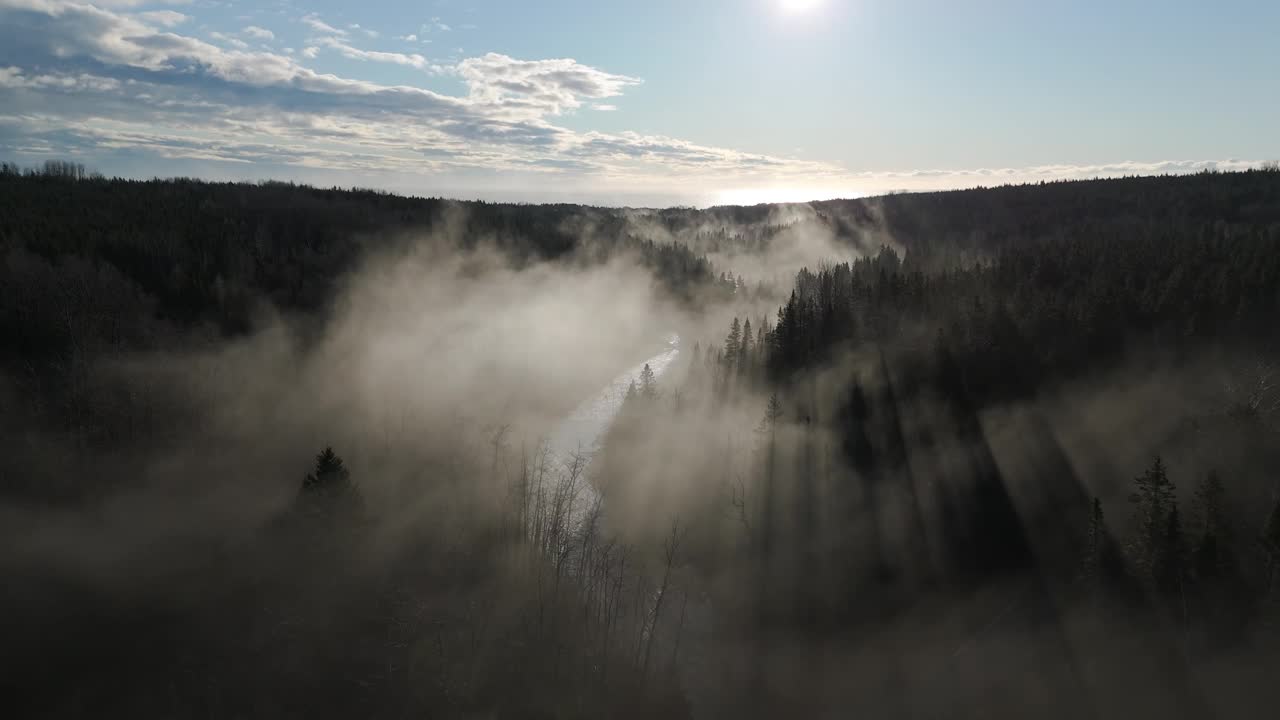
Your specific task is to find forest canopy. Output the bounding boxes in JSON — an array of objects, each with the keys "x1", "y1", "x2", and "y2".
[{"x1": 3, "y1": 164, "x2": 1280, "y2": 718}]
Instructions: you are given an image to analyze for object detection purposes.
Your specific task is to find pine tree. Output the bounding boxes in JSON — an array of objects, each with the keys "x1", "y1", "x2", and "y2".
[
  {"x1": 1156, "y1": 503, "x2": 1186, "y2": 595},
  {"x1": 723, "y1": 317, "x2": 741, "y2": 371},
  {"x1": 1128, "y1": 456, "x2": 1176, "y2": 578},
  {"x1": 298, "y1": 446, "x2": 363, "y2": 520},
  {"x1": 639, "y1": 363, "x2": 658, "y2": 399},
  {"x1": 756, "y1": 320, "x2": 768, "y2": 368},
  {"x1": 1262, "y1": 498, "x2": 1280, "y2": 596},
  {"x1": 1193, "y1": 470, "x2": 1229, "y2": 578},
  {"x1": 1083, "y1": 497, "x2": 1107, "y2": 580},
  {"x1": 758, "y1": 393, "x2": 784, "y2": 435}
]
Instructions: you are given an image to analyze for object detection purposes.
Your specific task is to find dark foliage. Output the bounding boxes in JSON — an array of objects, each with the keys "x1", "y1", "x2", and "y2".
[{"x1": 5, "y1": 166, "x2": 1280, "y2": 718}]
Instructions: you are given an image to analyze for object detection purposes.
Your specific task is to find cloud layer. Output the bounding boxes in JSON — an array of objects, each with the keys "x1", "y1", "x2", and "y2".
[
  {"x1": 0, "y1": 1, "x2": 1266, "y2": 205},
  {"x1": 0, "y1": 0, "x2": 845, "y2": 194}
]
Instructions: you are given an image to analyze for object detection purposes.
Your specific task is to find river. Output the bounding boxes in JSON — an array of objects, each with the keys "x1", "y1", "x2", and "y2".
[{"x1": 547, "y1": 332, "x2": 681, "y2": 467}]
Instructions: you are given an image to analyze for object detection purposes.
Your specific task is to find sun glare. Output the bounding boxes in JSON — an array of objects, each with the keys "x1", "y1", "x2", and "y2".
[{"x1": 780, "y1": 0, "x2": 824, "y2": 13}]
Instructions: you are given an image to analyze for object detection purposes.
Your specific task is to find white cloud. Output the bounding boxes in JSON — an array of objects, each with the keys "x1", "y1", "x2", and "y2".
[
  {"x1": 399, "y1": 34, "x2": 418, "y2": 42},
  {"x1": 210, "y1": 32, "x2": 249, "y2": 50},
  {"x1": 315, "y1": 37, "x2": 439, "y2": 72},
  {"x1": 138, "y1": 10, "x2": 187, "y2": 27},
  {"x1": 92, "y1": 0, "x2": 191, "y2": 6},
  {"x1": 0, "y1": 0, "x2": 870, "y2": 189},
  {"x1": 301, "y1": 13, "x2": 346, "y2": 37},
  {"x1": 242, "y1": 25, "x2": 274, "y2": 41},
  {"x1": 421, "y1": 18, "x2": 451, "y2": 33},
  {"x1": 592, "y1": 104, "x2": 617, "y2": 112},
  {"x1": 0, "y1": 65, "x2": 121, "y2": 92},
  {"x1": 4, "y1": 0, "x2": 1251, "y2": 204},
  {"x1": 457, "y1": 53, "x2": 642, "y2": 117}
]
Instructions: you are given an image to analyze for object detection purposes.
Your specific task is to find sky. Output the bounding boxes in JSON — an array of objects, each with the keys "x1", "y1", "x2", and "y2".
[{"x1": 0, "y1": 0, "x2": 1276, "y2": 207}]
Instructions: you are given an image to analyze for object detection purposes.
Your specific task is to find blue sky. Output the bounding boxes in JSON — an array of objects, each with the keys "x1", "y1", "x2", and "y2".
[{"x1": 0, "y1": 0, "x2": 1276, "y2": 206}]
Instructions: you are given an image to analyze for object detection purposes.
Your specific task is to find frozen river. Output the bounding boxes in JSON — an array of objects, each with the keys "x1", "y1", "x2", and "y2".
[{"x1": 547, "y1": 332, "x2": 680, "y2": 468}]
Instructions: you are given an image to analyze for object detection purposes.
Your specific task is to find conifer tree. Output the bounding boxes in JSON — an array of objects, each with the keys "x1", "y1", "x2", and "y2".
[
  {"x1": 1193, "y1": 470, "x2": 1229, "y2": 578},
  {"x1": 723, "y1": 317, "x2": 741, "y2": 371},
  {"x1": 1083, "y1": 497, "x2": 1107, "y2": 580},
  {"x1": 639, "y1": 363, "x2": 658, "y2": 399},
  {"x1": 1128, "y1": 456, "x2": 1176, "y2": 579},
  {"x1": 1262, "y1": 498, "x2": 1280, "y2": 595},
  {"x1": 298, "y1": 446, "x2": 363, "y2": 521},
  {"x1": 1156, "y1": 503, "x2": 1185, "y2": 595}
]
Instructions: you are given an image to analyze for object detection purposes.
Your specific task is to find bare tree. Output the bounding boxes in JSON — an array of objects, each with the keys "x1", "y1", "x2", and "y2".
[
  {"x1": 642, "y1": 517, "x2": 685, "y2": 680},
  {"x1": 1223, "y1": 357, "x2": 1280, "y2": 422}
]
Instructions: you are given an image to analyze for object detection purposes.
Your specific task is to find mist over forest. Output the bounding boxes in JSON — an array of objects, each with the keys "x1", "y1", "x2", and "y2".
[{"x1": 3, "y1": 163, "x2": 1280, "y2": 718}]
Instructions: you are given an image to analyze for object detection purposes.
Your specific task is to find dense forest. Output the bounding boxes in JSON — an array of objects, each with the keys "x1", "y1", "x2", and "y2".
[{"x1": 3, "y1": 163, "x2": 1280, "y2": 718}]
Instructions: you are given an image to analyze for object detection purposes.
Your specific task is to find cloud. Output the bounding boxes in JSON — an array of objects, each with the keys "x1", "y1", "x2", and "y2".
[
  {"x1": 138, "y1": 10, "x2": 187, "y2": 27},
  {"x1": 242, "y1": 25, "x2": 274, "y2": 41},
  {"x1": 210, "y1": 32, "x2": 249, "y2": 50},
  {"x1": 315, "y1": 37, "x2": 439, "y2": 72},
  {"x1": 301, "y1": 13, "x2": 346, "y2": 37},
  {"x1": 457, "y1": 53, "x2": 642, "y2": 116},
  {"x1": 592, "y1": 104, "x2": 617, "y2": 112},
  {"x1": 399, "y1": 34, "x2": 418, "y2": 42},
  {"x1": 1, "y1": 0, "x2": 1251, "y2": 206},
  {"x1": 94, "y1": 0, "x2": 191, "y2": 6},
  {"x1": 0, "y1": 65, "x2": 121, "y2": 92}
]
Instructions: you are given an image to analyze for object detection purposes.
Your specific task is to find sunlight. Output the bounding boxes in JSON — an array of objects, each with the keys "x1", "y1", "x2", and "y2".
[{"x1": 780, "y1": 0, "x2": 825, "y2": 13}]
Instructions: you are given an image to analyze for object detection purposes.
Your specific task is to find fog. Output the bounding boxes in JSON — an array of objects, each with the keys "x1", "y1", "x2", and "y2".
[{"x1": 4, "y1": 172, "x2": 1280, "y2": 719}]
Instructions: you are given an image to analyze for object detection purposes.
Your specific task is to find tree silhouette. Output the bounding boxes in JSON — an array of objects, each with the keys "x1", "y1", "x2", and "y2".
[
  {"x1": 297, "y1": 446, "x2": 363, "y2": 521},
  {"x1": 1155, "y1": 503, "x2": 1185, "y2": 596},
  {"x1": 1128, "y1": 456, "x2": 1176, "y2": 579},
  {"x1": 639, "y1": 363, "x2": 658, "y2": 399},
  {"x1": 722, "y1": 317, "x2": 741, "y2": 373},
  {"x1": 1193, "y1": 471, "x2": 1229, "y2": 578}
]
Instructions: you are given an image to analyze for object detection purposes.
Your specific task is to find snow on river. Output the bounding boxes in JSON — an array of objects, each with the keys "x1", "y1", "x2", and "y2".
[{"x1": 547, "y1": 332, "x2": 680, "y2": 468}]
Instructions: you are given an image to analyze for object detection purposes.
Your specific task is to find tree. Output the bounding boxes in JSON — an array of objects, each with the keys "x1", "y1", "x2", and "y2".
[
  {"x1": 297, "y1": 446, "x2": 363, "y2": 521},
  {"x1": 723, "y1": 317, "x2": 741, "y2": 372},
  {"x1": 639, "y1": 363, "x2": 658, "y2": 399},
  {"x1": 1128, "y1": 456, "x2": 1176, "y2": 579},
  {"x1": 758, "y1": 393, "x2": 784, "y2": 434},
  {"x1": 1082, "y1": 497, "x2": 1126, "y2": 591},
  {"x1": 1192, "y1": 471, "x2": 1229, "y2": 578},
  {"x1": 1155, "y1": 503, "x2": 1186, "y2": 596},
  {"x1": 642, "y1": 518, "x2": 685, "y2": 681},
  {"x1": 1262, "y1": 498, "x2": 1280, "y2": 596}
]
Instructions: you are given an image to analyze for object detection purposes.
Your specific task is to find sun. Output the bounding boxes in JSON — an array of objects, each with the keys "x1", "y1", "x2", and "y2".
[{"x1": 780, "y1": 0, "x2": 824, "y2": 13}]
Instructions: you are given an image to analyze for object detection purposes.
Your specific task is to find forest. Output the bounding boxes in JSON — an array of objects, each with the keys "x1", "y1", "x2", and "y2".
[{"x1": 3, "y1": 162, "x2": 1280, "y2": 719}]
